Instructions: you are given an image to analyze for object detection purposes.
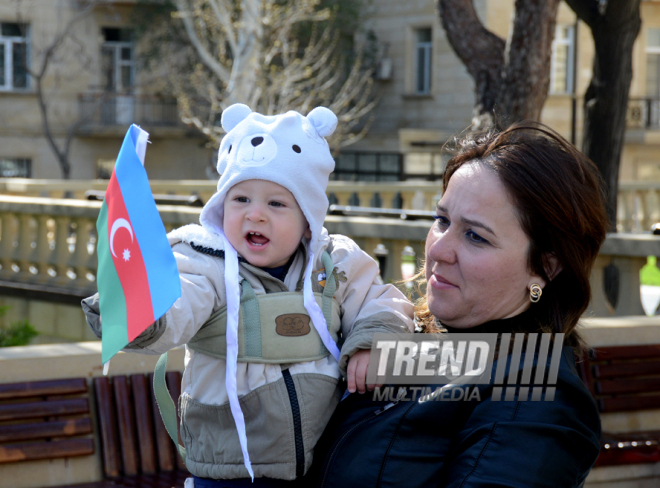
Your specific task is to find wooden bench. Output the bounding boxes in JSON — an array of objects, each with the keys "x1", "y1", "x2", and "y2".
[
  {"x1": 0, "y1": 372, "x2": 188, "y2": 488},
  {"x1": 578, "y1": 344, "x2": 660, "y2": 466},
  {"x1": 0, "y1": 378, "x2": 94, "y2": 465}
]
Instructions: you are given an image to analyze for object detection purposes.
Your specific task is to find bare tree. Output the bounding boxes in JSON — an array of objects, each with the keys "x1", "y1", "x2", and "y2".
[
  {"x1": 437, "y1": 0, "x2": 559, "y2": 130},
  {"x1": 565, "y1": 0, "x2": 642, "y2": 231},
  {"x1": 140, "y1": 0, "x2": 376, "y2": 150},
  {"x1": 16, "y1": 0, "x2": 111, "y2": 179},
  {"x1": 28, "y1": 2, "x2": 93, "y2": 179}
]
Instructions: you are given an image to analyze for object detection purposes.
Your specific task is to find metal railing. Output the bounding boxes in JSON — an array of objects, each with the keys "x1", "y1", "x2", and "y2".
[{"x1": 78, "y1": 93, "x2": 181, "y2": 128}]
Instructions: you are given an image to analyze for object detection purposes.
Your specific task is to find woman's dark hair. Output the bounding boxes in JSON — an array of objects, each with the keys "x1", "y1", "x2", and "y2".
[{"x1": 418, "y1": 121, "x2": 608, "y2": 347}]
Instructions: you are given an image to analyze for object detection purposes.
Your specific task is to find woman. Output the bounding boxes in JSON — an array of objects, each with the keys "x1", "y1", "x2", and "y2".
[{"x1": 308, "y1": 122, "x2": 608, "y2": 487}]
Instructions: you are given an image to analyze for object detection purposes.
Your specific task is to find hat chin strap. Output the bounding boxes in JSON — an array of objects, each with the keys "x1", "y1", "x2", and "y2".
[
  {"x1": 220, "y1": 233, "x2": 339, "y2": 481},
  {"x1": 221, "y1": 233, "x2": 254, "y2": 480},
  {"x1": 303, "y1": 249, "x2": 340, "y2": 361}
]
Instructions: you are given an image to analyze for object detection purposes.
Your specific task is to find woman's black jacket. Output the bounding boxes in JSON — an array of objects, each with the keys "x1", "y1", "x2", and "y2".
[{"x1": 307, "y1": 345, "x2": 601, "y2": 488}]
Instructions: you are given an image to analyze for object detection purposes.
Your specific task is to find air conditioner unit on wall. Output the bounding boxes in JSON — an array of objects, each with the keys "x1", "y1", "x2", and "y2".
[{"x1": 376, "y1": 58, "x2": 393, "y2": 81}]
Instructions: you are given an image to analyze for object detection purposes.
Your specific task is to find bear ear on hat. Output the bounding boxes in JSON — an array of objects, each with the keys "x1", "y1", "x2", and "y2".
[
  {"x1": 307, "y1": 107, "x2": 338, "y2": 137},
  {"x1": 221, "y1": 104, "x2": 252, "y2": 132}
]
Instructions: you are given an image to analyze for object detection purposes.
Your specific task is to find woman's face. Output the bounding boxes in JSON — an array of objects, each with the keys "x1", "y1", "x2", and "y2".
[{"x1": 425, "y1": 162, "x2": 546, "y2": 328}]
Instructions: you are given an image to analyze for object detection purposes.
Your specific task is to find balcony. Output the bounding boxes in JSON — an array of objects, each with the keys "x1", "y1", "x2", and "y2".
[
  {"x1": 626, "y1": 97, "x2": 660, "y2": 130},
  {"x1": 77, "y1": 93, "x2": 182, "y2": 133}
]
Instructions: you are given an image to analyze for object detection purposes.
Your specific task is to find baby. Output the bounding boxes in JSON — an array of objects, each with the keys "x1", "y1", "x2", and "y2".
[{"x1": 83, "y1": 104, "x2": 413, "y2": 486}]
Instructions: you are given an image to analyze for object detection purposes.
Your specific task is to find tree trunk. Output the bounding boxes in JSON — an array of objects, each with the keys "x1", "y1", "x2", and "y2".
[
  {"x1": 437, "y1": 0, "x2": 505, "y2": 129},
  {"x1": 496, "y1": 0, "x2": 559, "y2": 124},
  {"x1": 438, "y1": 0, "x2": 559, "y2": 130},
  {"x1": 35, "y1": 77, "x2": 71, "y2": 179},
  {"x1": 565, "y1": 0, "x2": 641, "y2": 231}
]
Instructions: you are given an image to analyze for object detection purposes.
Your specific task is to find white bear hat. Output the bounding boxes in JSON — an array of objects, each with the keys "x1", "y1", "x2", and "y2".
[
  {"x1": 200, "y1": 103, "x2": 337, "y2": 258},
  {"x1": 199, "y1": 104, "x2": 340, "y2": 479}
]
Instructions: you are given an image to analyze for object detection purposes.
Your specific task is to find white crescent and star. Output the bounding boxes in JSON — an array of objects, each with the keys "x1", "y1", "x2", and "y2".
[{"x1": 109, "y1": 218, "x2": 134, "y2": 259}]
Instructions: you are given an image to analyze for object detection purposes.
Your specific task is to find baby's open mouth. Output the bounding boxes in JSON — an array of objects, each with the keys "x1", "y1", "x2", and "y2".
[{"x1": 246, "y1": 232, "x2": 270, "y2": 246}]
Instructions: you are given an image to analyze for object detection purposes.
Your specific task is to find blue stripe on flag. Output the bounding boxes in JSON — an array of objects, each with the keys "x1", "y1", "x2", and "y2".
[{"x1": 114, "y1": 125, "x2": 181, "y2": 321}]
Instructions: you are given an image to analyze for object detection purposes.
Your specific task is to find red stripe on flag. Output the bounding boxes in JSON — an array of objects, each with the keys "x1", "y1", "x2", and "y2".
[{"x1": 105, "y1": 174, "x2": 155, "y2": 341}]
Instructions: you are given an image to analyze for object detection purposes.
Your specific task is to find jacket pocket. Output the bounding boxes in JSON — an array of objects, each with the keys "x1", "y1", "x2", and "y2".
[{"x1": 179, "y1": 372, "x2": 341, "y2": 480}]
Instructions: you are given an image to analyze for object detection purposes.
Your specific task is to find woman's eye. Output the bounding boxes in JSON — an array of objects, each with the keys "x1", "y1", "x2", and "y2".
[
  {"x1": 466, "y1": 230, "x2": 488, "y2": 244},
  {"x1": 433, "y1": 215, "x2": 449, "y2": 228}
]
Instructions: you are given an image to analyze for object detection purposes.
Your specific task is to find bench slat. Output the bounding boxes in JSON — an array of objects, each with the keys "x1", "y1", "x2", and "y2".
[
  {"x1": 0, "y1": 417, "x2": 93, "y2": 443},
  {"x1": 599, "y1": 395, "x2": 660, "y2": 413},
  {"x1": 148, "y1": 373, "x2": 176, "y2": 472},
  {"x1": 594, "y1": 361, "x2": 660, "y2": 379},
  {"x1": 0, "y1": 378, "x2": 87, "y2": 400},
  {"x1": 94, "y1": 376, "x2": 121, "y2": 479},
  {"x1": 596, "y1": 446, "x2": 660, "y2": 466},
  {"x1": 131, "y1": 374, "x2": 158, "y2": 475},
  {"x1": 0, "y1": 398, "x2": 89, "y2": 421},
  {"x1": 597, "y1": 378, "x2": 660, "y2": 395},
  {"x1": 592, "y1": 345, "x2": 660, "y2": 361},
  {"x1": 0, "y1": 438, "x2": 94, "y2": 463},
  {"x1": 114, "y1": 376, "x2": 140, "y2": 477}
]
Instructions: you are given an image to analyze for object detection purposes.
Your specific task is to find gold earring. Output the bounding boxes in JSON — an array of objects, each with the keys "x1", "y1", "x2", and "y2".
[{"x1": 529, "y1": 284, "x2": 542, "y2": 303}]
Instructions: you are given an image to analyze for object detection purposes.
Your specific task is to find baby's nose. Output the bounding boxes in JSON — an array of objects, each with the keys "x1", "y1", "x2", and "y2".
[{"x1": 251, "y1": 137, "x2": 263, "y2": 147}]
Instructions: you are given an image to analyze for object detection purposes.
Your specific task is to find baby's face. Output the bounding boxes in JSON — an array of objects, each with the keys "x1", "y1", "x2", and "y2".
[{"x1": 223, "y1": 179, "x2": 310, "y2": 268}]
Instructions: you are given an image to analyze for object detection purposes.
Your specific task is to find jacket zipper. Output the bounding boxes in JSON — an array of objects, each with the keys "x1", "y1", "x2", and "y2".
[
  {"x1": 320, "y1": 400, "x2": 401, "y2": 487},
  {"x1": 282, "y1": 369, "x2": 305, "y2": 478}
]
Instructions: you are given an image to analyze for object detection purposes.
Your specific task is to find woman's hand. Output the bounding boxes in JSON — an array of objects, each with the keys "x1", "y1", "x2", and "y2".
[{"x1": 347, "y1": 349, "x2": 381, "y2": 394}]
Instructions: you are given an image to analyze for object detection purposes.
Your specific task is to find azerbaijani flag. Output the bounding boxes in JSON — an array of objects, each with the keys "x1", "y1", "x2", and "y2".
[{"x1": 97, "y1": 125, "x2": 181, "y2": 364}]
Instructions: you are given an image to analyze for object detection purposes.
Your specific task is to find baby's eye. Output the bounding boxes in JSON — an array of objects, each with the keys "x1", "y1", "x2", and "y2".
[
  {"x1": 235, "y1": 196, "x2": 248, "y2": 203},
  {"x1": 269, "y1": 201, "x2": 285, "y2": 207},
  {"x1": 466, "y1": 230, "x2": 489, "y2": 244}
]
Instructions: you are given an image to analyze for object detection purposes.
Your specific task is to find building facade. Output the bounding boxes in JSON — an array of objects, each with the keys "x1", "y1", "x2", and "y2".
[
  {"x1": 0, "y1": 0, "x2": 214, "y2": 181},
  {"x1": 1, "y1": 0, "x2": 659, "y2": 183},
  {"x1": 348, "y1": 0, "x2": 660, "y2": 184}
]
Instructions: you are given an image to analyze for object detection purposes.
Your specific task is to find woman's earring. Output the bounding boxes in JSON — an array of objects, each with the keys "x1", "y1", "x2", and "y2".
[{"x1": 529, "y1": 284, "x2": 542, "y2": 303}]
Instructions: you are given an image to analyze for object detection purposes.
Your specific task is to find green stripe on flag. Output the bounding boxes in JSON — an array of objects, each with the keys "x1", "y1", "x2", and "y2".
[{"x1": 96, "y1": 202, "x2": 129, "y2": 363}]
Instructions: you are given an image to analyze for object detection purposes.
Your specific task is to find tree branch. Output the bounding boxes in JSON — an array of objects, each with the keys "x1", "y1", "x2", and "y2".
[
  {"x1": 174, "y1": 0, "x2": 231, "y2": 81},
  {"x1": 496, "y1": 0, "x2": 560, "y2": 122},
  {"x1": 437, "y1": 0, "x2": 505, "y2": 125},
  {"x1": 563, "y1": 0, "x2": 599, "y2": 28}
]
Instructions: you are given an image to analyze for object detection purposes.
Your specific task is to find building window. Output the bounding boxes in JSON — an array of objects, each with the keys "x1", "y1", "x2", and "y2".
[
  {"x1": 550, "y1": 25, "x2": 574, "y2": 94},
  {"x1": 101, "y1": 28, "x2": 134, "y2": 92},
  {"x1": 404, "y1": 152, "x2": 445, "y2": 181},
  {"x1": 0, "y1": 23, "x2": 29, "y2": 91},
  {"x1": 414, "y1": 28, "x2": 432, "y2": 94},
  {"x1": 647, "y1": 28, "x2": 660, "y2": 98},
  {"x1": 0, "y1": 158, "x2": 30, "y2": 177},
  {"x1": 331, "y1": 152, "x2": 403, "y2": 182}
]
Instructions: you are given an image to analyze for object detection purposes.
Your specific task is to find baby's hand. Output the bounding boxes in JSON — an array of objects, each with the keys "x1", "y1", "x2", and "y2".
[{"x1": 347, "y1": 349, "x2": 381, "y2": 394}]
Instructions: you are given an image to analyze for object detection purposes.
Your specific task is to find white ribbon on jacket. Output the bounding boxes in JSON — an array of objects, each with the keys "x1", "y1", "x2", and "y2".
[{"x1": 221, "y1": 235, "x2": 340, "y2": 480}]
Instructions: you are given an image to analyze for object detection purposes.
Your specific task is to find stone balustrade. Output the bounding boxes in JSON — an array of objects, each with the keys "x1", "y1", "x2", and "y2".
[
  {"x1": 1, "y1": 178, "x2": 657, "y2": 232},
  {"x1": 0, "y1": 178, "x2": 443, "y2": 211},
  {"x1": 616, "y1": 181, "x2": 660, "y2": 232},
  {"x1": 0, "y1": 195, "x2": 657, "y2": 318}
]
